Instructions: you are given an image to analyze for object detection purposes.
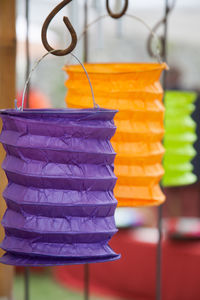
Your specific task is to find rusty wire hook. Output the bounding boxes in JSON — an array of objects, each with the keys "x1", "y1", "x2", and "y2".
[
  {"x1": 41, "y1": 0, "x2": 77, "y2": 56},
  {"x1": 106, "y1": 0, "x2": 128, "y2": 19},
  {"x1": 147, "y1": 0, "x2": 176, "y2": 59}
]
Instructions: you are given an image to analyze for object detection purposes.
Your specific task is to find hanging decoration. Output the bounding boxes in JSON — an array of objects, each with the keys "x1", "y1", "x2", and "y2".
[
  {"x1": 64, "y1": 62, "x2": 167, "y2": 206},
  {"x1": 0, "y1": 0, "x2": 120, "y2": 266},
  {"x1": 0, "y1": 108, "x2": 120, "y2": 266},
  {"x1": 163, "y1": 90, "x2": 197, "y2": 187}
]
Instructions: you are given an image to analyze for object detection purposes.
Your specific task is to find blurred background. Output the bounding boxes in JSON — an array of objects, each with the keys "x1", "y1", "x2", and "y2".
[
  {"x1": 2, "y1": 0, "x2": 200, "y2": 299},
  {"x1": 16, "y1": 0, "x2": 200, "y2": 106}
]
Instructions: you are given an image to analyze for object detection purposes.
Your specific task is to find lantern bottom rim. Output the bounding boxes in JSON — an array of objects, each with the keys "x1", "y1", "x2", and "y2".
[{"x1": 0, "y1": 252, "x2": 120, "y2": 267}]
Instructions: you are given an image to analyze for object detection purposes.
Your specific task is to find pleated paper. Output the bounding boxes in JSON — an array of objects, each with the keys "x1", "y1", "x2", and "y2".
[
  {"x1": 0, "y1": 108, "x2": 120, "y2": 266},
  {"x1": 64, "y1": 63, "x2": 167, "y2": 206}
]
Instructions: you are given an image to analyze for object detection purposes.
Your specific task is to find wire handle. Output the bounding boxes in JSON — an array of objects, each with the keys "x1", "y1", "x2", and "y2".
[
  {"x1": 41, "y1": 0, "x2": 77, "y2": 56},
  {"x1": 78, "y1": 13, "x2": 164, "y2": 63},
  {"x1": 20, "y1": 51, "x2": 98, "y2": 111}
]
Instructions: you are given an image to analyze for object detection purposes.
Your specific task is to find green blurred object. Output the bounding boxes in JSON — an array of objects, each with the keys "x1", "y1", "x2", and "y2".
[
  {"x1": 14, "y1": 273, "x2": 103, "y2": 300},
  {"x1": 14, "y1": 273, "x2": 83, "y2": 300},
  {"x1": 163, "y1": 90, "x2": 197, "y2": 187}
]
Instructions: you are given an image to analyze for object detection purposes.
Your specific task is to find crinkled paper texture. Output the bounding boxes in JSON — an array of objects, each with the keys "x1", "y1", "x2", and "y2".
[
  {"x1": 0, "y1": 108, "x2": 120, "y2": 266},
  {"x1": 65, "y1": 63, "x2": 167, "y2": 206}
]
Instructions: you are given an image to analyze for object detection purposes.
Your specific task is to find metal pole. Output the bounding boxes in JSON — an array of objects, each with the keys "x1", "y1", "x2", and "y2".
[
  {"x1": 156, "y1": 1, "x2": 169, "y2": 300},
  {"x1": 162, "y1": 0, "x2": 169, "y2": 85},
  {"x1": 83, "y1": 2, "x2": 90, "y2": 299},
  {"x1": 83, "y1": 0, "x2": 88, "y2": 62},
  {"x1": 24, "y1": 1, "x2": 30, "y2": 298},
  {"x1": 156, "y1": 204, "x2": 163, "y2": 300},
  {"x1": 25, "y1": 0, "x2": 30, "y2": 107},
  {"x1": 24, "y1": 267, "x2": 30, "y2": 300},
  {"x1": 84, "y1": 264, "x2": 90, "y2": 300}
]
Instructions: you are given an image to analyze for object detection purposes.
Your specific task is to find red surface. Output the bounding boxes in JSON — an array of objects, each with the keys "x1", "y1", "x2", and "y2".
[
  {"x1": 17, "y1": 90, "x2": 51, "y2": 109},
  {"x1": 16, "y1": 266, "x2": 45, "y2": 274},
  {"x1": 54, "y1": 230, "x2": 200, "y2": 300},
  {"x1": 163, "y1": 183, "x2": 200, "y2": 218}
]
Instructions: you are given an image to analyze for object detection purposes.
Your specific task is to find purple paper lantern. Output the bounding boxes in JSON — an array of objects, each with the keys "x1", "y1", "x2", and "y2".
[{"x1": 0, "y1": 108, "x2": 120, "y2": 266}]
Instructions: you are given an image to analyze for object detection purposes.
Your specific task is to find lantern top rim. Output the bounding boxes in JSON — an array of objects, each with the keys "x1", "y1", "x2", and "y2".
[
  {"x1": 0, "y1": 108, "x2": 118, "y2": 117},
  {"x1": 64, "y1": 62, "x2": 168, "y2": 74}
]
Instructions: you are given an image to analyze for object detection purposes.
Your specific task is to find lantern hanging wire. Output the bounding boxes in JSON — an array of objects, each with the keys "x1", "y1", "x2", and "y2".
[
  {"x1": 20, "y1": 51, "x2": 98, "y2": 111},
  {"x1": 76, "y1": 13, "x2": 164, "y2": 64}
]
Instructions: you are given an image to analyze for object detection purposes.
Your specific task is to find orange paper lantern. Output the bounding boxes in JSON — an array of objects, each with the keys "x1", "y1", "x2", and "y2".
[{"x1": 64, "y1": 63, "x2": 167, "y2": 207}]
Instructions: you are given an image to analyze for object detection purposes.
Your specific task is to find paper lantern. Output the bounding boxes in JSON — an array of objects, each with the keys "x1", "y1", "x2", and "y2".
[
  {"x1": 163, "y1": 90, "x2": 197, "y2": 187},
  {"x1": 0, "y1": 108, "x2": 120, "y2": 266},
  {"x1": 64, "y1": 63, "x2": 167, "y2": 207}
]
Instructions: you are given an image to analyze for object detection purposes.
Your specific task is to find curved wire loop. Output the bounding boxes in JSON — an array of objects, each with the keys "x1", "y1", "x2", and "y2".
[
  {"x1": 74, "y1": 14, "x2": 163, "y2": 64},
  {"x1": 106, "y1": 0, "x2": 128, "y2": 19},
  {"x1": 41, "y1": 0, "x2": 77, "y2": 56},
  {"x1": 20, "y1": 51, "x2": 97, "y2": 110},
  {"x1": 147, "y1": 0, "x2": 176, "y2": 58}
]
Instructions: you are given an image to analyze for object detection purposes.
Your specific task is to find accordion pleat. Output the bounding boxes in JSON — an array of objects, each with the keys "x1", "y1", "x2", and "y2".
[
  {"x1": 0, "y1": 108, "x2": 120, "y2": 266},
  {"x1": 163, "y1": 91, "x2": 197, "y2": 187},
  {"x1": 64, "y1": 63, "x2": 167, "y2": 206}
]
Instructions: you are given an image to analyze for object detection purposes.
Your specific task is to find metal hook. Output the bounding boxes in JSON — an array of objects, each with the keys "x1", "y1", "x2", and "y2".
[
  {"x1": 106, "y1": 0, "x2": 128, "y2": 19},
  {"x1": 41, "y1": 0, "x2": 77, "y2": 56},
  {"x1": 147, "y1": 0, "x2": 176, "y2": 59}
]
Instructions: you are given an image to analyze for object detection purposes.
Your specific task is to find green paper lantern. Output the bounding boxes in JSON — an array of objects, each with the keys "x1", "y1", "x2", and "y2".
[{"x1": 163, "y1": 90, "x2": 197, "y2": 187}]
